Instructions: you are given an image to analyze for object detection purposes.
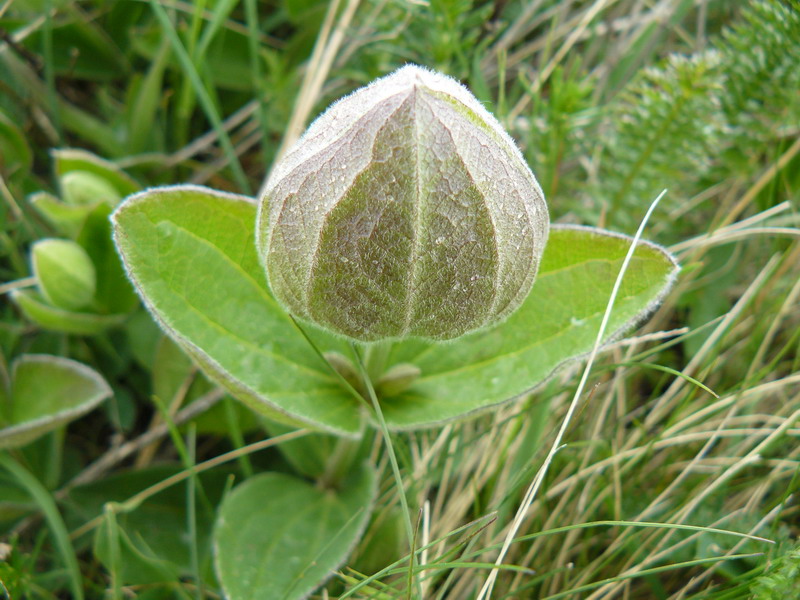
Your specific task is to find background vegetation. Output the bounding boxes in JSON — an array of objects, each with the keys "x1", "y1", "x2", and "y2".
[{"x1": 1, "y1": 0, "x2": 799, "y2": 598}]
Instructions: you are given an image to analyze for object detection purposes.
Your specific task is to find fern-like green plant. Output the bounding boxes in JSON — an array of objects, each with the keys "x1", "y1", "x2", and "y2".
[
  {"x1": 593, "y1": 0, "x2": 799, "y2": 230},
  {"x1": 750, "y1": 541, "x2": 800, "y2": 599},
  {"x1": 717, "y1": 0, "x2": 800, "y2": 166},
  {"x1": 597, "y1": 52, "x2": 724, "y2": 224}
]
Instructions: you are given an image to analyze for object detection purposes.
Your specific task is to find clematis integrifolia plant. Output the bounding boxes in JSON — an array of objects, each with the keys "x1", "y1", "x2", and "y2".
[
  {"x1": 258, "y1": 65, "x2": 549, "y2": 342},
  {"x1": 112, "y1": 65, "x2": 677, "y2": 434},
  {"x1": 112, "y1": 65, "x2": 678, "y2": 600}
]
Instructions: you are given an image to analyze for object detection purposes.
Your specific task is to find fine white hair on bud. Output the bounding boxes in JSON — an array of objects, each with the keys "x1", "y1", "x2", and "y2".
[{"x1": 257, "y1": 64, "x2": 549, "y2": 342}]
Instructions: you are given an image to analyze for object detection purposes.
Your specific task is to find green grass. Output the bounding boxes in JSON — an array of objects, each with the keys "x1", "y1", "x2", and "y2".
[{"x1": 1, "y1": 0, "x2": 799, "y2": 598}]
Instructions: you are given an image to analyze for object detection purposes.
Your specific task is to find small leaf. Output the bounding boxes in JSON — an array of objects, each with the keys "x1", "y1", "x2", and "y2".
[
  {"x1": 0, "y1": 355, "x2": 112, "y2": 449},
  {"x1": 52, "y1": 148, "x2": 139, "y2": 198},
  {"x1": 61, "y1": 170, "x2": 121, "y2": 207},
  {"x1": 77, "y1": 203, "x2": 139, "y2": 314},
  {"x1": 381, "y1": 224, "x2": 679, "y2": 429},
  {"x1": 214, "y1": 463, "x2": 377, "y2": 600},
  {"x1": 10, "y1": 289, "x2": 128, "y2": 335},
  {"x1": 66, "y1": 466, "x2": 232, "y2": 586},
  {"x1": 28, "y1": 192, "x2": 95, "y2": 239},
  {"x1": 112, "y1": 185, "x2": 362, "y2": 436}
]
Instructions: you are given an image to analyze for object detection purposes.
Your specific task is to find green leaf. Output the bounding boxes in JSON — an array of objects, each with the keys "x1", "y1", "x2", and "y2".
[
  {"x1": 21, "y1": 18, "x2": 127, "y2": 81},
  {"x1": 113, "y1": 187, "x2": 678, "y2": 434},
  {"x1": 77, "y1": 202, "x2": 139, "y2": 314},
  {"x1": 262, "y1": 419, "x2": 344, "y2": 480},
  {"x1": 214, "y1": 463, "x2": 377, "y2": 600},
  {"x1": 0, "y1": 108, "x2": 32, "y2": 181},
  {"x1": 94, "y1": 518, "x2": 181, "y2": 587},
  {"x1": 126, "y1": 40, "x2": 170, "y2": 154},
  {"x1": 0, "y1": 355, "x2": 112, "y2": 450},
  {"x1": 61, "y1": 170, "x2": 122, "y2": 207},
  {"x1": 382, "y1": 224, "x2": 679, "y2": 428},
  {"x1": 10, "y1": 289, "x2": 128, "y2": 335},
  {"x1": 112, "y1": 185, "x2": 362, "y2": 436},
  {"x1": 52, "y1": 148, "x2": 139, "y2": 198},
  {"x1": 65, "y1": 465, "x2": 232, "y2": 586},
  {"x1": 28, "y1": 191, "x2": 95, "y2": 239}
]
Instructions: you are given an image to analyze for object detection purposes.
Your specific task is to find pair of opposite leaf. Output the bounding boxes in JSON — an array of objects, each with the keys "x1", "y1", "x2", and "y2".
[{"x1": 112, "y1": 65, "x2": 678, "y2": 432}]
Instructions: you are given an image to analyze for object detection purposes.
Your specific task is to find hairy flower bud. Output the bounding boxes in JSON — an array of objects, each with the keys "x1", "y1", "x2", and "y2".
[
  {"x1": 258, "y1": 65, "x2": 548, "y2": 342},
  {"x1": 32, "y1": 239, "x2": 96, "y2": 311}
]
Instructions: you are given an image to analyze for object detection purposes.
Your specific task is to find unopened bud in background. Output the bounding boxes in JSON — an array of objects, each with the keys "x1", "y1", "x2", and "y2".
[{"x1": 32, "y1": 239, "x2": 96, "y2": 311}]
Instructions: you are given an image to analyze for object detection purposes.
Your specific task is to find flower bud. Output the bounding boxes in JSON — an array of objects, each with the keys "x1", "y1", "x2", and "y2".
[
  {"x1": 32, "y1": 239, "x2": 96, "y2": 311},
  {"x1": 258, "y1": 65, "x2": 548, "y2": 342},
  {"x1": 375, "y1": 363, "x2": 421, "y2": 398}
]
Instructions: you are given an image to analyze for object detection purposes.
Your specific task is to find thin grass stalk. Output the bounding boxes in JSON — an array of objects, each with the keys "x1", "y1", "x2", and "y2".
[{"x1": 477, "y1": 189, "x2": 667, "y2": 599}]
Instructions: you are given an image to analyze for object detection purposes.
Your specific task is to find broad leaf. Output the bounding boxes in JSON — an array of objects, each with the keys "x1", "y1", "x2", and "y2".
[
  {"x1": 0, "y1": 355, "x2": 112, "y2": 449},
  {"x1": 112, "y1": 185, "x2": 362, "y2": 436},
  {"x1": 112, "y1": 186, "x2": 678, "y2": 435},
  {"x1": 382, "y1": 225, "x2": 679, "y2": 428},
  {"x1": 214, "y1": 463, "x2": 377, "y2": 600},
  {"x1": 65, "y1": 466, "x2": 232, "y2": 586}
]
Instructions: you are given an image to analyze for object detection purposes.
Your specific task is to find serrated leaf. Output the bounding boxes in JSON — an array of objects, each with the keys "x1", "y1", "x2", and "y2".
[
  {"x1": 214, "y1": 463, "x2": 377, "y2": 600},
  {"x1": 112, "y1": 185, "x2": 362, "y2": 436},
  {"x1": 0, "y1": 355, "x2": 112, "y2": 449},
  {"x1": 381, "y1": 224, "x2": 679, "y2": 428}
]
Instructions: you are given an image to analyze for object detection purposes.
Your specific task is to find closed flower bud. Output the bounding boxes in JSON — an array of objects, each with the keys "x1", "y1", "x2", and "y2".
[
  {"x1": 375, "y1": 363, "x2": 421, "y2": 398},
  {"x1": 258, "y1": 65, "x2": 548, "y2": 342},
  {"x1": 32, "y1": 239, "x2": 96, "y2": 311}
]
